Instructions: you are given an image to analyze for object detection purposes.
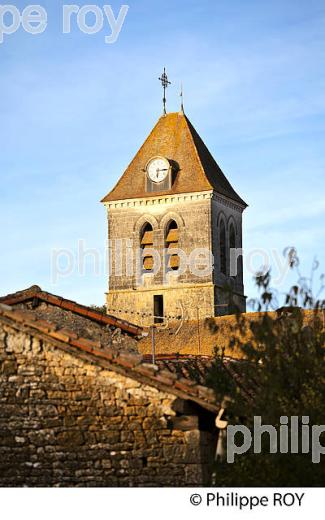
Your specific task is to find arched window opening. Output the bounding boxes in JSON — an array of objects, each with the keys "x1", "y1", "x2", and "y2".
[
  {"x1": 165, "y1": 220, "x2": 179, "y2": 271},
  {"x1": 229, "y1": 223, "x2": 236, "y2": 277},
  {"x1": 140, "y1": 223, "x2": 154, "y2": 272},
  {"x1": 219, "y1": 220, "x2": 226, "y2": 275}
]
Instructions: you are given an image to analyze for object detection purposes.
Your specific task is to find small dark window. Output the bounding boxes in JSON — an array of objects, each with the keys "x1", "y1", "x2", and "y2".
[
  {"x1": 140, "y1": 223, "x2": 154, "y2": 272},
  {"x1": 220, "y1": 220, "x2": 226, "y2": 275},
  {"x1": 154, "y1": 295, "x2": 164, "y2": 324},
  {"x1": 165, "y1": 220, "x2": 179, "y2": 271}
]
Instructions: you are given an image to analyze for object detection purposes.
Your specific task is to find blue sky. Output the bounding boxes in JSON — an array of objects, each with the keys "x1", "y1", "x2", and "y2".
[{"x1": 1, "y1": 0, "x2": 324, "y2": 307}]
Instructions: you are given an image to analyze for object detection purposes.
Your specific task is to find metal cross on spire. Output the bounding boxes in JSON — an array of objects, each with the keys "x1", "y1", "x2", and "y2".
[{"x1": 158, "y1": 67, "x2": 171, "y2": 115}]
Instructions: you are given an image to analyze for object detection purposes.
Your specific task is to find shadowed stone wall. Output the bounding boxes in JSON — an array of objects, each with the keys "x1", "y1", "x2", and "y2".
[{"x1": 0, "y1": 321, "x2": 217, "y2": 487}]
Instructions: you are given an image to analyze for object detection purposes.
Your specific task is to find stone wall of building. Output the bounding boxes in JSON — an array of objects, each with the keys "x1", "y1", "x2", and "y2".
[
  {"x1": 105, "y1": 191, "x2": 246, "y2": 326},
  {"x1": 0, "y1": 321, "x2": 217, "y2": 487},
  {"x1": 211, "y1": 194, "x2": 246, "y2": 315},
  {"x1": 106, "y1": 193, "x2": 215, "y2": 325},
  {"x1": 107, "y1": 284, "x2": 215, "y2": 327},
  {"x1": 107, "y1": 194, "x2": 213, "y2": 289}
]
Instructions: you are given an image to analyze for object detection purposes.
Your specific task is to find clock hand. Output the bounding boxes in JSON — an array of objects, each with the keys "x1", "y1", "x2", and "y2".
[
  {"x1": 155, "y1": 168, "x2": 168, "y2": 176},
  {"x1": 153, "y1": 167, "x2": 168, "y2": 180}
]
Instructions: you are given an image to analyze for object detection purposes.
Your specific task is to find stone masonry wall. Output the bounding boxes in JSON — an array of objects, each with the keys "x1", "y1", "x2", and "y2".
[
  {"x1": 108, "y1": 196, "x2": 213, "y2": 291},
  {"x1": 0, "y1": 321, "x2": 216, "y2": 487},
  {"x1": 106, "y1": 191, "x2": 246, "y2": 326},
  {"x1": 106, "y1": 195, "x2": 215, "y2": 325},
  {"x1": 107, "y1": 285, "x2": 215, "y2": 327},
  {"x1": 211, "y1": 195, "x2": 246, "y2": 315}
]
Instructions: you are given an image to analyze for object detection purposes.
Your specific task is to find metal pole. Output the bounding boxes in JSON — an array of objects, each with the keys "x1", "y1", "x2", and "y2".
[
  {"x1": 197, "y1": 307, "x2": 201, "y2": 355},
  {"x1": 151, "y1": 325, "x2": 156, "y2": 365}
]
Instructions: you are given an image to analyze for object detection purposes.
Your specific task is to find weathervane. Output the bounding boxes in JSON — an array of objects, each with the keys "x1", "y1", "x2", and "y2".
[{"x1": 158, "y1": 67, "x2": 171, "y2": 115}]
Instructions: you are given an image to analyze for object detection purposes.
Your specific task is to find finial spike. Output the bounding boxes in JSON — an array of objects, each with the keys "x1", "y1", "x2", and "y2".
[
  {"x1": 158, "y1": 67, "x2": 171, "y2": 115},
  {"x1": 180, "y1": 82, "x2": 184, "y2": 114}
]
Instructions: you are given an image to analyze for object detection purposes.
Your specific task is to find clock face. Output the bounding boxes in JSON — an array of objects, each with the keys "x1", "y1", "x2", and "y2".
[{"x1": 147, "y1": 157, "x2": 170, "y2": 183}]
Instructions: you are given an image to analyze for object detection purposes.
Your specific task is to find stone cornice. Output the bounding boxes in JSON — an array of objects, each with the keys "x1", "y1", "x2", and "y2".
[
  {"x1": 104, "y1": 190, "x2": 246, "y2": 213},
  {"x1": 106, "y1": 281, "x2": 215, "y2": 294},
  {"x1": 104, "y1": 190, "x2": 214, "y2": 210},
  {"x1": 212, "y1": 192, "x2": 246, "y2": 213}
]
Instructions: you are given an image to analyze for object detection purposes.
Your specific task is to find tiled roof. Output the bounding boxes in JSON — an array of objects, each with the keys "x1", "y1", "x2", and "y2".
[
  {"x1": 0, "y1": 303, "x2": 222, "y2": 413},
  {"x1": 0, "y1": 286, "x2": 143, "y2": 337},
  {"x1": 101, "y1": 112, "x2": 247, "y2": 206},
  {"x1": 143, "y1": 354, "x2": 255, "y2": 403}
]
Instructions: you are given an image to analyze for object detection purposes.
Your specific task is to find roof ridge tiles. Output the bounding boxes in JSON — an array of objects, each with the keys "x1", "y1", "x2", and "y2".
[
  {"x1": 0, "y1": 305, "x2": 222, "y2": 413},
  {"x1": 0, "y1": 286, "x2": 143, "y2": 337}
]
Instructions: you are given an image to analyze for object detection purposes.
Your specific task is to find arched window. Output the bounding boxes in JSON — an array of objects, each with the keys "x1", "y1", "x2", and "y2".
[
  {"x1": 229, "y1": 223, "x2": 236, "y2": 277},
  {"x1": 165, "y1": 220, "x2": 179, "y2": 271},
  {"x1": 219, "y1": 219, "x2": 226, "y2": 275},
  {"x1": 140, "y1": 223, "x2": 154, "y2": 272}
]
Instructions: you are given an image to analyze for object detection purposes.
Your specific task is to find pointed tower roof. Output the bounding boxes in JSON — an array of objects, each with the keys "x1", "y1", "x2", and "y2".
[{"x1": 101, "y1": 112, "x2": 247, "y2": 206}]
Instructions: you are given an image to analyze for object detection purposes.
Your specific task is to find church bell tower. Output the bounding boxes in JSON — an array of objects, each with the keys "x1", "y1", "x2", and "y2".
[{"x1": 101, "y1": 75, "x2": 247, "y2": 326}]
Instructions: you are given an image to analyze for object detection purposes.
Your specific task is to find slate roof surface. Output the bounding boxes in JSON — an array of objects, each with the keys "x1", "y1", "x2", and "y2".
[{"x1": 101, "y1": 112, "x2": 247, "y2": 206}]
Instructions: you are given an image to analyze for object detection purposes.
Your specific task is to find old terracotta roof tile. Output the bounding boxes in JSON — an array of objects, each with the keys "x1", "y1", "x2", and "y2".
[
  {"x1": 0, "y1": 302, "x2": 251, "y2": 413},
  {"x1": 72, "y1": 337, "x2": 101, "y2": 351},
  {"x1": 0, "y1": 286, "x2": 143, "y2": 337}
]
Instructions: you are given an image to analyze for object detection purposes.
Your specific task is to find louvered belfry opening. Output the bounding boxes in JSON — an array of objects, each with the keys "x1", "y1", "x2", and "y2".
[
  {"x1": 141, "y1": 223, "x2": 154, "y2": 272},
  {"x1": 220, "y1": 220, "x2": 226, "y2": 275},
  {"x1": 165, "y1": 220, "x2": 179, "y2": 271}
]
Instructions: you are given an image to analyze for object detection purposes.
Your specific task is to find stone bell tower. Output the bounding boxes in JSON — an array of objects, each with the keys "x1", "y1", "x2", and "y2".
[{"x1": 101, "y1": 108, "x2": 247, "y2": 327}]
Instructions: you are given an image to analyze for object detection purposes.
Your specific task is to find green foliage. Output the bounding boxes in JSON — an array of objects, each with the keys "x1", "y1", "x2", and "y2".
[
  {"x1": 90, "y1": 304, "x2": 107, "y2": 315},
  {"x1": 207, "y1": 249, "x2": 325, "y2": 486}
]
